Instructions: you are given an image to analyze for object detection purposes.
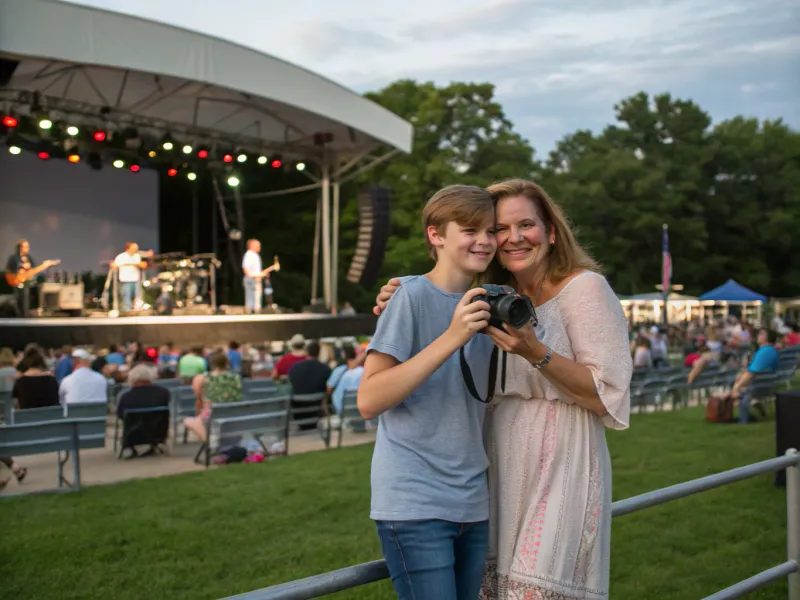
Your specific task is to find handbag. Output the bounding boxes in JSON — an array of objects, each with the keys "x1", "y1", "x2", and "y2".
[{"x1": 705, "y1": 394, "x2": 734, "y2": 423}]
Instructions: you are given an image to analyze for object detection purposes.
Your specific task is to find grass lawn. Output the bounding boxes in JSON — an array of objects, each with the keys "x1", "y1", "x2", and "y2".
[{"x1": 1, "y1": 406, "x2": 791, "y2": 600}]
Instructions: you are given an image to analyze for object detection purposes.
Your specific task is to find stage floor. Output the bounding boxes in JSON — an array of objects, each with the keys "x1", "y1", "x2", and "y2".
[{"x1": 0, "y1": 312, "x2": 378, "y2": 350}]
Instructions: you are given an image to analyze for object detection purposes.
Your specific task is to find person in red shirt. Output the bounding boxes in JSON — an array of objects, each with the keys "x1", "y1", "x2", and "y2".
[{"x1": 272, "y1": 334, "x2": 308, "y2": 380}]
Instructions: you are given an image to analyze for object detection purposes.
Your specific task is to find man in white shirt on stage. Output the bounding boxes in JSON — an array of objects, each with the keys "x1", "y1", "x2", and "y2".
[
  {"x1": 242, "y1": 239, "x2": 278, "y2": 314},
  {"x1": 113, "y1": 242, "x2": 152, "y2": 311}
]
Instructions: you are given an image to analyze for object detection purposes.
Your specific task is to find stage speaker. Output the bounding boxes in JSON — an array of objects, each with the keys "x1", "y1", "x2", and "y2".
[
  {"x1": 775, "y1": 389, "x2": 800, "y2": 487},
  {"x1": 39, "y1": 283, "x2": 84, "y2": 312},
  {"x1": 346, "y1": 186, "x2": 391, "y2": 289}
]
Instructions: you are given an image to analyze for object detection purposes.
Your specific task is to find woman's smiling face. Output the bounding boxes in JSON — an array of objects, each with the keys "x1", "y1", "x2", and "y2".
[{"x1": 493, "y1": 195, "x2": 553, "y2": 274}]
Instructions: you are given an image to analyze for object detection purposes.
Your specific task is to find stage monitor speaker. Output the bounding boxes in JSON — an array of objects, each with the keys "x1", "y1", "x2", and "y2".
[
  {"x1": 39, "y1": 283, "x2": 84, "y2": 312},
  {"x1": 775, "y1": 389, "x2": 800, "y2": 487},
  {"x1": 346, "y1": 186, "x2": 391, "y2": 289}
]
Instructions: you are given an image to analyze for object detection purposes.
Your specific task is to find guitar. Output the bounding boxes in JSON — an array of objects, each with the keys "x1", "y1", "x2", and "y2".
[
  {"x1": 261, "y1": 255, "x2": 280, "y2": 278},
  {"x1": 5, "y1": 259, "x2": 61, "y2": 287}
]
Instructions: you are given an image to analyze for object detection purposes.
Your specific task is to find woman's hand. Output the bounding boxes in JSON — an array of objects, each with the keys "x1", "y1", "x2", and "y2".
[
  {"x1": 373, "y1": 278, "x2": 402, "y2": 316},
  {"x1": 486, "y1": 322, "x2": 547, "y2": 363}
]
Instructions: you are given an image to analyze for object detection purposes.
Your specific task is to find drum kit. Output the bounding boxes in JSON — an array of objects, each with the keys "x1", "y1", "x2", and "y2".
[
  {"x1": 146, "y1": 252, "x2": 220, "y2": 310},
  {"x1": 101, "y1": 252, "x2": 220, "y2": 313}
]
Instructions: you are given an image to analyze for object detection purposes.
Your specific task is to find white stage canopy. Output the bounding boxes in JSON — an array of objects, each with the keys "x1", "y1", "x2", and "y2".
[{"x1": 0, "y1": 0, "x2": 412, "y2": 160}]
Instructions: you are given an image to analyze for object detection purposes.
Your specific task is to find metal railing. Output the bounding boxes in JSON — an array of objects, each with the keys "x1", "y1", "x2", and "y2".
[{"x1": 222, "y1": 450, "x2": 800, "y2": 600}]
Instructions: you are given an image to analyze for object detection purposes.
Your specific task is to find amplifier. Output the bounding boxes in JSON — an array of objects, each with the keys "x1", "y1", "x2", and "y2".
[{"x1": 39, "y1": 282, "x2": 84, "y2": 312}]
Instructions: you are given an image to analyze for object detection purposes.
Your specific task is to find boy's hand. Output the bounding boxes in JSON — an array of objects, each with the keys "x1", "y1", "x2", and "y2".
[{"x1": 447, "y1": 288, "x2": 491, "y2": 346}]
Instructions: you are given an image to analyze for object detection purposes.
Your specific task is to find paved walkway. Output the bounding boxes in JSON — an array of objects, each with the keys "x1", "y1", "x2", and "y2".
[{"x1": 0, "y1": 421, "x2": 376, "y2": 496}]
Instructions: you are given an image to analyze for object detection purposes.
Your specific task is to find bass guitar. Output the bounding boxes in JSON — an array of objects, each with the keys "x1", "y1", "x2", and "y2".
[{"x1": 5, "y1": 259, "x2": 61, "y2": 287}]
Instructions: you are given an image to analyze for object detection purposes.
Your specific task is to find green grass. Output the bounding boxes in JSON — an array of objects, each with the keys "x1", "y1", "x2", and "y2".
[{"x1": 0, "y1": 407, "x2": 790, "y2": 600}]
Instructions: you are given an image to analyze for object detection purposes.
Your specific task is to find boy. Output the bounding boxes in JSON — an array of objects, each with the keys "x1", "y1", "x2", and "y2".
[{"x1": 357, "y1": 185, "x2": 497, "y2": 600}]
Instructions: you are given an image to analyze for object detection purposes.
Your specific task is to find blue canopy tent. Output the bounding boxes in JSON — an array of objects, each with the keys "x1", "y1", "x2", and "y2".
[{"x1": 699, "y1": 279, "x2": 766, "y2": 322}]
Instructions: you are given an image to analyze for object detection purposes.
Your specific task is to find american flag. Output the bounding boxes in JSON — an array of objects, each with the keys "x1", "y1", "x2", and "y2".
[{"x1": 662, "y1": 224, "x2": 672, "y2": 296}]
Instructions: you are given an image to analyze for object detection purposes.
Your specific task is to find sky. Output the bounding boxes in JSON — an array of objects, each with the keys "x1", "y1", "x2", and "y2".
[{"x1": 65, "y1": 0, "x2": 799, "y2": 156}]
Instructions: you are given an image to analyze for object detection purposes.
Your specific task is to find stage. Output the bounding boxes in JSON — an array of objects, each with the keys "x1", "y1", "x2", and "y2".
[{"x1": 0, "y1": 312, "x2": 378, "y2": 350}]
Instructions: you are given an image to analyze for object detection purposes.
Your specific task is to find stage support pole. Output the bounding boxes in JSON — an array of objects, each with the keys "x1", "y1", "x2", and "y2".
[
  {"x1": 192, "y1": 184, "x2": 199, "y2": 255},
  {"x1": 332, "y1": 181, "x2": 340, "y2": 314},
  {"x1": 311, "y1": 197, "x2": 321, "y2": 303},
  {"x1": 321, "y1": 161, "x2": 332, "y2": 311}
]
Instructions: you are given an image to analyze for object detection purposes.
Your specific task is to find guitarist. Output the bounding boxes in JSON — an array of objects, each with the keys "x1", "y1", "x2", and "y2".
[
  {"x1": 241, "y1": 238, "x2": 279, "y2": 314},
  {"x1": 5, "y1": 239, "x2": 59, "y2": 317}
]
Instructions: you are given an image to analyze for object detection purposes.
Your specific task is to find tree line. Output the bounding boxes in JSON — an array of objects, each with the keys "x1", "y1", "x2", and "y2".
[{"x1": 334, "y1": 81, "x2": 799, "y2": 310}]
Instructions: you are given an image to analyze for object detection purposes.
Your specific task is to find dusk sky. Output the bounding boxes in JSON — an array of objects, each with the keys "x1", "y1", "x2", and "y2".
[{"x1": 67, "y1": 0, "x2": 799, "y2": 156}]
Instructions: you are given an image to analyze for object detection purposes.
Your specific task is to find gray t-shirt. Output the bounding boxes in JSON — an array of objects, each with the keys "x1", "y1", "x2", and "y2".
[{"x1": 367, "y1": 275, "x2": 494, "y2": 523}]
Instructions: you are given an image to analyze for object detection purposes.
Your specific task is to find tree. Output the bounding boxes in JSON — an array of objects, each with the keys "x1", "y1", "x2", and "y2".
[{"x1": 340, "y1": 80, "x2": 536, "y2": 281}]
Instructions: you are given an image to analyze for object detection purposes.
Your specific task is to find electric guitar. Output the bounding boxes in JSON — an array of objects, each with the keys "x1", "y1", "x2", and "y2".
[
  {"x1": 5, "y1": 259, "x2": 61, "y2": 287},
  {"x1": 260, "y1": 255, "x2": 280, "y2": 278}
]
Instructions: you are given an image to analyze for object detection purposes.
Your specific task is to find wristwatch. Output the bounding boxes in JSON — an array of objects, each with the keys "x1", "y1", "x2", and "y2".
[{"x1": 532, "y1": 346, "x2": 552, "y2": 370}]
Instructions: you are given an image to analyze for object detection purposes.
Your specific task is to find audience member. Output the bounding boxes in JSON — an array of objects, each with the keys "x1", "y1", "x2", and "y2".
[
  {"x1": 184, "y1": 352, "x2": 242, "y2": 442},
  {"x1": 272, "y1": 334, "x2": 308, "y2": 379},
  {"x1": 117, "y1": 362, "x2": 171, "y2": 418},
  {"x1": 59, "y1": 349, "x2": 108, "y2": 405},
  {"x1": 326, "y1": 345, "x2": 366, "y2": 415},
  {"x1": 116, "y1": 362, "x2": 171, "y2": 457},
  {"x1": 288, "y1": 341, "x2": 331, "y2": 394},
  {"x1": 178, "y1": 346, "x2": 206, "y2": 384},
  {"x1": 105, "y1": 344, "x2": 126, "y2": 367},
  {"x1": 227, "y1": 341, "x2": 242, "y2": 372},
  {"x1": 0, "y1": 347, "x2": 16, "y2": 392},
  {"x1": 54, "y1": 345, "x2": 74, "y2": 384},
  {"x1": 731, "y1": 329, "x2": 780, "y2": 423},
  {"x1": 12, "y1": 347, "x2": 59, "y2": 409}
]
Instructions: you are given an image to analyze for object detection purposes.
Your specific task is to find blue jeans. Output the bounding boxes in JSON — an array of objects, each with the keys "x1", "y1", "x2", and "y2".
[
  {"x1": 120, "y1": 282, "x2": 137, "y2": 310},
  {"x1": 243, "y1": 277, "x2": 261, "y2": 312},
  {"x1": 375, "y1": 519, "x2": 489, "y2": 600}
]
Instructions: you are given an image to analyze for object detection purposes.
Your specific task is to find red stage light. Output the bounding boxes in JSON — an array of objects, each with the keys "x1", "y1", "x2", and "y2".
[
  {"x1": 38, "y1": 151, "x2": 50, "y2": 160},
  {"x1": 130, "y1": 164, "x2": 141, "y2": 173},
  {"x1": 2, "y1": 115, "x2": 18, "y2": 127},
  {"x1": 146, "y1": 347, "x2": 158, "y2": 359},
  {"x1": 223, "y1": 154, "x2": 233, "y2": 163},
  {"x1": 198, "y1": 149, "x2": 209, "y2": 159},
  {"x1": 271, "y1": 159, "x2": 282, "y2": 168},
  {"x1": 168, "y1": 168, "x2": 178, "y2": 177},
  {"x1": 94, "y1": 131, "x2": 107, "y2": 142}
]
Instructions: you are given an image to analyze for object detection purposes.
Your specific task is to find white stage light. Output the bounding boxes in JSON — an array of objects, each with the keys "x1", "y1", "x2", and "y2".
[
  {"x1": 66, "y1": 126, "x2": 79, "y2": 136},
  {"x1": 257, "y1": 156, "x2": 267, "y2": 165},
  {"x1": 8, "y1": 146, "x2": 21, "y2": 155},
  {"x1": 227, "y1": 176, "x2": 240, "y2": 187},
  {"x1": 113, "y1": 159, "x2": 124, "y2": 168},
  {"x1": 39, "y1": 118, "x2": 53, "y2": 130},
  {"x1": 187, "y1": 172, "x2": 197, "y2": 181},
  {"x1": 296, "y1": 162, "x2": 306, "y2": 171},
  {"x1": 182, "y1": 145, "x2": 192, "y2": 154},
  {"x1": 237, "y1": 154, "x2": 247, "y2": 163},
  {"x1": 163, "y1": 141, "x2": 174, "y2": 150}
]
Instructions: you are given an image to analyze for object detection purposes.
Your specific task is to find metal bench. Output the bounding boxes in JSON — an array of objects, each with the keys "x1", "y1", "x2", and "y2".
[
  {"x1": 196, "y1": 396, "x2": 291, "y2": 466},
  {"x1": 0, "y1": 416, "x2": 106, "y2": 493}
]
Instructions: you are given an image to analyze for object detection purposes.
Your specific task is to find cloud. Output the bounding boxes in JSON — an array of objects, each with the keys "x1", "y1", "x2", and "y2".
[
  {"x1": 65, "y1": 0, "x2": 800, "y2": 153},
  {"x1": 291, "y1": 22, "x2": 398, "y2": 61}
]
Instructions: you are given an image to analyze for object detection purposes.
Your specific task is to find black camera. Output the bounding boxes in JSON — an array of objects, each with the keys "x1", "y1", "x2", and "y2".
[{"x1": 473, "y1": 284, "x2": 537, "y2": 330}]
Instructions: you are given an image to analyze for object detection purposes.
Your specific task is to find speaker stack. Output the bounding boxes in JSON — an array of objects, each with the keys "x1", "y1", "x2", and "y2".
[{"x1": 346, "y1": 186, "x2": 391, "y2": 289}]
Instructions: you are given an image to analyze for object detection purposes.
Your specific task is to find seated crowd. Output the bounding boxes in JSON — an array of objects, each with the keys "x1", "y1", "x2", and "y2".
[{"x1": 0, "y1": 334, "x2": 367, "y2": 489}]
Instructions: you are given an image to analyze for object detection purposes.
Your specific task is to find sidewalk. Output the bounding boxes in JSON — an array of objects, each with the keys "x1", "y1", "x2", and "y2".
[{"x1": 0, "y1": 421, "x2": 376, "y2": 496}]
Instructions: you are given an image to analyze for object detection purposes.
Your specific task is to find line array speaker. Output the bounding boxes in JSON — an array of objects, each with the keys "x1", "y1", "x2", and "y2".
[{"x1": 346, "y1": 186, "x2": 391, "y2": 289}]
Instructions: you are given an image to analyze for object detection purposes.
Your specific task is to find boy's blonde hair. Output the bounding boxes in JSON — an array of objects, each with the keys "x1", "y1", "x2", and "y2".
[{"x1": 422, "y1": 185, "x2": 495, "y2": 261}]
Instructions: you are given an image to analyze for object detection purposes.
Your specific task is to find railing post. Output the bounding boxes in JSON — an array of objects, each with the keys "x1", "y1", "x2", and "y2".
[{"x1": 788, "y1": 448, "x2": 800, "y2": 600}]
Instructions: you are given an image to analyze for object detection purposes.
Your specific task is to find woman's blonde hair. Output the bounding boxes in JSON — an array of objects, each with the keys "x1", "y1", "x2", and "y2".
[{"x1": 484, "y1": 178, "x2": 600, "y2": 284}]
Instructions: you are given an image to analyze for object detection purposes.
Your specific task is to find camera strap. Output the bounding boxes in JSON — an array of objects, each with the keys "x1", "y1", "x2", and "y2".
[{"x1": 460, "y1": 345, "x2": 507, "y2": 404}]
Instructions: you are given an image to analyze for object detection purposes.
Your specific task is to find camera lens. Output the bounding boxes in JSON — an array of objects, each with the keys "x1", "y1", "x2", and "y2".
[{"x1": 506, "y1": 300, "x2": 530, "y2": 328}]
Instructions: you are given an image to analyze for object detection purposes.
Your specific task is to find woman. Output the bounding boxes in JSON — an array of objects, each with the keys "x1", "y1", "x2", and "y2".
[
  {"x1": 632, "y1": 335, "x2": 653, "y2": 370},
  {"x1": 183, "y1": 351, "x2": 242, "y2": 442},
  {"x1": 375, "y1": 178, "x2": 631, "y2": 599}
]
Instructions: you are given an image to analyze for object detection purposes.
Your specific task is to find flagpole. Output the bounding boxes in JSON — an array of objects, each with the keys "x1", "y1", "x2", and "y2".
[{"x1": 662, "y1": 223, "x2": 669, "y2": 326}]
